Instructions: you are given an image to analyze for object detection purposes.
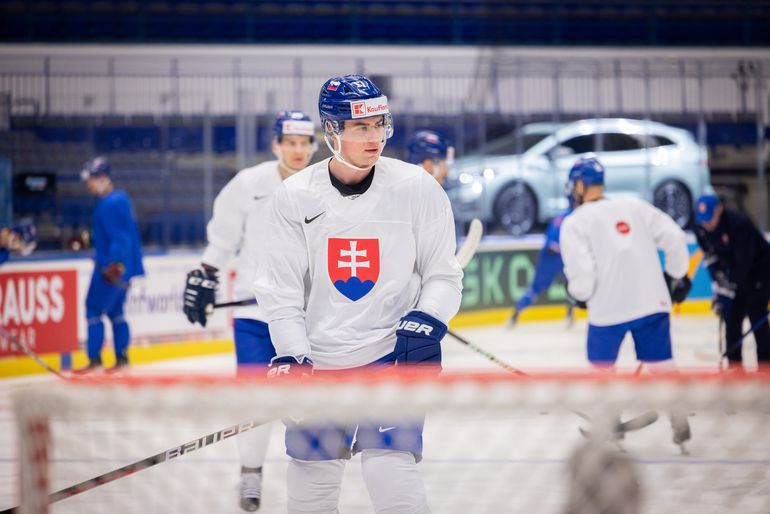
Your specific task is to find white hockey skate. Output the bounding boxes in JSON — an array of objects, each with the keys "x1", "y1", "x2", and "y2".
[{"x1": 239, "y1": 467, "x2": 262, "y2": 512}]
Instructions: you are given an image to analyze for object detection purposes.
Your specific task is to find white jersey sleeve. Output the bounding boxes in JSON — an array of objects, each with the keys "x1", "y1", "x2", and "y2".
[
  {"x1": 201, "y1": 161, "x2": 283, "y2": 320},
  {"x1": 253, "y1": 157, "x2": 463, "y2": 369},
  {"x1": 645, "y1": 203, "x2": 689, "y2": 280},
  {"x1": 414, "y1": 172, "x2": 463, "y2": 323},
  {"x1": 558, "y1": 215, "x2": 597, "y2": 302},
  {"x1": 559, "y1": 197, "x2": 688, "y2": 326},
  {"x1": 201, "y1": 170, "x2": 252, "y2": 270},
  {"x1": 252, "y1": 184, "x2": 313, "y2": 359}
]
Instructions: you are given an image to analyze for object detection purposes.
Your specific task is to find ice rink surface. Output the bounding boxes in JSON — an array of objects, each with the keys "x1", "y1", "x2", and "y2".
[{"x1": 2, "y1": 313, "x2": 769, "y2": 513}]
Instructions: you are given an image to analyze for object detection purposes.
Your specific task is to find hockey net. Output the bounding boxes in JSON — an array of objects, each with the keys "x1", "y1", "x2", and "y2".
[{"x1": 10, "y1": 371, "x2": 770, "y2": 514}]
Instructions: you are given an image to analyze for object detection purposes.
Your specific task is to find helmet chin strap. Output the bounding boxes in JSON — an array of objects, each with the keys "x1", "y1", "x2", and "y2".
[{"x1": 324, "y1": 133, "x2": 382, "y2": 172}]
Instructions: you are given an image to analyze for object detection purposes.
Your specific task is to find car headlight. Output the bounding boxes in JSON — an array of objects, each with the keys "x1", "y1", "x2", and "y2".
[
  {"x1": 482, "y1": 167, "x2": 496, "y2": 182},
  {"x1": 459, "y1": 172, "x2": 474, "y2": 185}
]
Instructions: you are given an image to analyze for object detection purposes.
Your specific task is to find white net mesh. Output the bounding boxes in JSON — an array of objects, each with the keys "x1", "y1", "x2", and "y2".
[{"x1": 11, "y1": 372, "x2": 770, "y2": 514}]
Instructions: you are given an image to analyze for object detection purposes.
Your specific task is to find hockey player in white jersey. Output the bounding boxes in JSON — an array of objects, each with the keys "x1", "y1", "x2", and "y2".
[
  {"x1": 253, "y1": 74, "x2": 463, "y2": 513},
  {"x1": 182, "y1": 110, "x2": 317, "y2": 511},
  {"x1": 406, "y1": 129, "x2": 453, "y2": 186},
  {"x1": 559, "y1": 156, "x2": 693, "y2": 450}
]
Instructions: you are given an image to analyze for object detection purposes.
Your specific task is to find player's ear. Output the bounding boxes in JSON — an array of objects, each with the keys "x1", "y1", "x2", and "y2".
[{"x1": 271, "y1": 139, "x2": 281, "y2": 159}]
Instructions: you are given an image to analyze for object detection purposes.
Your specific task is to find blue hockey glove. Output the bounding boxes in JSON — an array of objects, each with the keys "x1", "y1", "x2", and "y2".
[
  {"x1": 183, "y1": 266, "x2": 218, "y2": 327},
  {"x1": 664, "y1": 272, "x2": 692, "y2": 304},
  {"x1": 394, "y1": 311, "x2": 447, "y2": 369},
  {"x1": 267, "y1": 355, "x2": 314, "y2": 379}
]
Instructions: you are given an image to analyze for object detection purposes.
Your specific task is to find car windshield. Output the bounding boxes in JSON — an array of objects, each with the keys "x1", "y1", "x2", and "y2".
[{"x1": 480, "y1": 132, "x2": 552, "y2": 156}]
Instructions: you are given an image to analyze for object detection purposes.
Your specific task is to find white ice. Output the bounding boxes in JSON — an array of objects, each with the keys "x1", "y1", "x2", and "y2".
[{"x1": 2, "y1": 314, "x2": 768, "y2": 513}]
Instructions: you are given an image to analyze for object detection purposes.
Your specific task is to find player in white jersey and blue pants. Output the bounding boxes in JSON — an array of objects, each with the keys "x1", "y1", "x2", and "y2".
[
  {"x1": 182, "y1": 111, "x2": 317, "y2": 511},
  {"x1": 559, "y1": 156, "x2": 693, "y2": 449},
  {"x1": 253, "y1": 74, "x2": 463, "y2": 513}
]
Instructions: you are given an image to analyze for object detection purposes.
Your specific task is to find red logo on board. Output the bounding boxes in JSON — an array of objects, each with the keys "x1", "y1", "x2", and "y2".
[{"x1": 0, "y1": 269, "x2": 79, "y2": 357}]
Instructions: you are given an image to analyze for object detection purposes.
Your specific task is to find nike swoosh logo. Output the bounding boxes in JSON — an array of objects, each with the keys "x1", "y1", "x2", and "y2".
[
  {"x1": 378, "y1": 426, "x2": 396, "y2": 433},
  {"x1": 253, "y1": 195, "x2": 267, "y2": 200},
  {"x1": 304, "y1": 212, "x2": 325, "y2": 224}
]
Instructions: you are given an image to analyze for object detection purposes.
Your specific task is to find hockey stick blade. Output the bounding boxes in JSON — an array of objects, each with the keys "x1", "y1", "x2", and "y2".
[
  {"x1": 578, "y1": 411, "x2": 659, "y2": 440},
  {"x1": 0, "y1": 419, "x2": 266, "y2": 512},
  {"x1": 456, "y1": 218, "x2": 483, "y2": 269},
  {"x1": 0, "y1": 325, "x2": 66, "y2": 378},
  {"x1": 619, "y1": 410, "x2": 659, "y2": 432}
]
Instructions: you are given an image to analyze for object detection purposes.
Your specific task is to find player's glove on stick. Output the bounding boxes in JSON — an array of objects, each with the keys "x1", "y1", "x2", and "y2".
[
  {"x1": 183, "y1": 266, "x2": 218, "y2": 327},
  {"x1": 267, "y1": 355, "x2": 314, "y2": 379},
  {"x1": 664, "y1": 272, "x2": 692, "y2": 304},
  {"x1": 394, "y1": 311, "x2": 447, "y2": 372},
  {"x1": 564, "y1": 285, "x2": 588, "y2": 310},
  {"x1": 101, "y1": 262, "x2": 125, "y2": 286},
  {"x1": 711, "y1": 274, "x2": 736, "y2": 319}
]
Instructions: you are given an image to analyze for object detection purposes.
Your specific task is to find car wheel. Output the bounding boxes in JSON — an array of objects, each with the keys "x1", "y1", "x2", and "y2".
[
  {"x1": 653, "y1": 180, "x2": 692, "y2": 228},
  {"x1": 494, "y1": 182, "x2": 537, "y2": 236}
]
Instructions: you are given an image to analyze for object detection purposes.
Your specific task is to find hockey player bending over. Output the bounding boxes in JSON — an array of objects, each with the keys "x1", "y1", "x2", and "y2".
[
  {"x1": 559, "y1": 156, "x2": 692, "y2": 451},
  {"x1": 693, "y1": 194, "x2": 770, "y2": 372},
  {"x1": 182, "y1": 110, "x2": 317, "y2": 511},
  {"x1": 406, "y1": 129, "x2": 453, "y2": 186},
  {"x1": 253, "y1": 74, "x2": 463, "y2": 513}
]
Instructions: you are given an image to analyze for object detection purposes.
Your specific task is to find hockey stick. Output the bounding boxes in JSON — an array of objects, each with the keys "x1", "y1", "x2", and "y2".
[
  {"x1": 693, "y1": 311, "x2": 770, "y2": 364},
  {"x1": 447, "y1": 329, "x2": 527, "y2": 376},
  {"x1": 446, "y1": 328, "x2": 656, "y2": 431},
  {"x1": 214, "y1": 298, "x2": 257, "y2": 309},
  {"x1": 0, "y1": 419, "x2": 265, "y2": 513},
  {"x1": 0, "y1": 325, "x2": 66, "y2": 378},
  {"x1": 456, "y1": 218, "x2": 483, "y2": 268},
  {"x1": 4, "y1": 219, "x2": 487, "y2": 509}
]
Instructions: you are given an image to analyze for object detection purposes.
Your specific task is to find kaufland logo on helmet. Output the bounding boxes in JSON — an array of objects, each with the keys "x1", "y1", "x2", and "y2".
[
  {"x1": 350, "y1": 96, "x2": 389, "y2": 119},
  {"x1": 282, "y1": 120, "x2": 314, "y2": 136}
]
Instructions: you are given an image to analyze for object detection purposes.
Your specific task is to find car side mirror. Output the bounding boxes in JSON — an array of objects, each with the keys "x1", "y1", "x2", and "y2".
[{"x1": 548, "y1": 145, "x2": 574, "y2": 160}]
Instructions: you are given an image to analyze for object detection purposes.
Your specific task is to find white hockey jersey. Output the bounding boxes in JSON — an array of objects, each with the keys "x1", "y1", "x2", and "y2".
[
  {"x1": 559, "y1": 196, "x2": 689, "y2": 326},
  {"x1": 252, "y1": 157, "x2": 463, "y2": 370},
  {"x1": 201, "y1": 160, "x2": 283, "y2": 320}
]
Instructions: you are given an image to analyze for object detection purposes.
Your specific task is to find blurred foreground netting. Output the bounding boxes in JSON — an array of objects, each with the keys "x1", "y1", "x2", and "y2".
[{"x1": 9, "y1": 371, "x2": 770, "y2": 514}]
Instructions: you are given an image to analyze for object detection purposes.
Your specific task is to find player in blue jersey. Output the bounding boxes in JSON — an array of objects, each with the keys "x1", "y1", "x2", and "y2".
[
  {"x1": 76, "y1": 157, "x2": 144, "y2": 373},
  {"x1": 508, "y1": 204, "x2": 574, "y2": 328}
]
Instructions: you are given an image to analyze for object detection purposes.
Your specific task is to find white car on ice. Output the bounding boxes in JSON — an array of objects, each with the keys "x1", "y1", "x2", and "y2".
[{"x1": 447, "y1": 118, "x2": 714, "y2": 235}]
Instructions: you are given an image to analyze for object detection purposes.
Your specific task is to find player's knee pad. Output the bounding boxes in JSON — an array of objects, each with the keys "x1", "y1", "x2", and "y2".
[
  {"x1": 237, "y1": 421, "x2": 273, "y2": 468},
  {"x1": 286, "y1": 459, "x2": 345, "y2": 514},
  {"x1": 361, "y1": 449, "x2": 429, "y2": 514}
]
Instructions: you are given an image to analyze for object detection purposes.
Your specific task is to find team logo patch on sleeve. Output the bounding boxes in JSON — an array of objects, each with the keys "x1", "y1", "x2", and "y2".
[{"x1": 327, "y1": 238, "x2": 380, "y2": 301}]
